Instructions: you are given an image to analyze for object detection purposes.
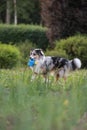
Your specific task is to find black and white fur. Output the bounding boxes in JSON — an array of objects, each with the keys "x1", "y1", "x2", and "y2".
[{"x1": 29, "y1": 49, "x2": 81, "y2": 82}]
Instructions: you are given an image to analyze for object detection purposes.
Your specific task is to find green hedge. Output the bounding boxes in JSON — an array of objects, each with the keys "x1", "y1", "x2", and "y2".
[
  {"x1": 0, "y1": 24, "x2": 49, "y2": 50},
  {"x1": 55, "y1": 34, "x2": 87, "y2": 68},
  {"x1": 0, "y1": 43, "x2": 21, "y2": 69}
]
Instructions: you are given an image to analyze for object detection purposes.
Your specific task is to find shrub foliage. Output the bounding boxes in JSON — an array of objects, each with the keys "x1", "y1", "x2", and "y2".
[
  {"x1": 45, "y1": 49, "x2": 68, "y2": 58},
  {"x1": 17, "y1": 41, "x2": 37, "y2": 65},
  {"x1": 0, "y1": 24, "x2": 49, "y2": 50},
  {"x1": 0, "y1": 43, "x2": 21, "y2": 68},
  {"x1": 55, "y1": 35, "x2": 87, "y2": 68}
]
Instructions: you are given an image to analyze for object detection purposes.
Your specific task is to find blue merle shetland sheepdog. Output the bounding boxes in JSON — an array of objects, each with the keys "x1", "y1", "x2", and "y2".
[{"x1": 29, "y1": 48, "x2": 81, "y2": 82}]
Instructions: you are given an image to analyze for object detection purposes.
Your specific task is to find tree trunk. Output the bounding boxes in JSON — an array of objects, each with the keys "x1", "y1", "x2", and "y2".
[
  {"x1": 13, "y1": 0, "x2": 17, "y2": 25},
  {"x1": 6, "y1": 0, "x2": 10, "y2": 24}
]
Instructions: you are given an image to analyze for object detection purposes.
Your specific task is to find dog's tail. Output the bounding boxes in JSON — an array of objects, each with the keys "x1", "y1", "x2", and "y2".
[{"x1": 71, "y1": 58, "x2": 81, "y2": 70}]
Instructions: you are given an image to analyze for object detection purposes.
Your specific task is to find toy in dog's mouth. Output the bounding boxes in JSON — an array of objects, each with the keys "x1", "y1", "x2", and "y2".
[
  {"x1": 28, "y1": 58, "x2": 38, "y2": 67},
  {"x1": 28, "y1": 58, "x2": 35, "y2": 67}
]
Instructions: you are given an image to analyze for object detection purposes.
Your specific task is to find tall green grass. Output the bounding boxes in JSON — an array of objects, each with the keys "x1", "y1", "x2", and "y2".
[{"x1": 0, "y1": 68, "x2": 87, "y2": 130}]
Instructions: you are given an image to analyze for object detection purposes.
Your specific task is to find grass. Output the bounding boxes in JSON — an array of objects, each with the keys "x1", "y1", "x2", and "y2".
[{"x1": 0, "y1": 68, "x2": 87, "y2": 130}]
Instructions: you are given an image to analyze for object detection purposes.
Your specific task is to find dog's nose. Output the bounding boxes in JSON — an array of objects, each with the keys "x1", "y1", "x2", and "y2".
[{"x1": 30, "y1": 56, "x2": 34, "y2": 59}]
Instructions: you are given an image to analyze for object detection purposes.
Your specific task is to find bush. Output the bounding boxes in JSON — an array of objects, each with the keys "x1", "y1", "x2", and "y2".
[
  {"x1": 17, "y1": 40, "x2": 37, "y2": 65},
  {"x1": 55, "y1": 34, "x2": 87, "y2": 68},
  {"x1": 0, "y1": 43, "x2": 21, "y2": 68},
  {"x1": 0, "y1": 24, "x2": 49, "y2": 50},
  {"x1": 45, "y1": 49, "x2": 68, "y2": 58}
]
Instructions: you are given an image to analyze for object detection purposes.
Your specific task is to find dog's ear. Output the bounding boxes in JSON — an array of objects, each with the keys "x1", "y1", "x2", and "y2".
[
  {"x1": 40, "y1": 48, "x2": 42, "y2": 51},
  {"x1": 40, "y1": 49, "x2": 44, "y2": 56}
]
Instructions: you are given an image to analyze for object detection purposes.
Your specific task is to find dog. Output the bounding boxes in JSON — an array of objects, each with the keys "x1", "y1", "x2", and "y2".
[{"x1": 28, "y1": 48, "x2": 81, "y2": 82}]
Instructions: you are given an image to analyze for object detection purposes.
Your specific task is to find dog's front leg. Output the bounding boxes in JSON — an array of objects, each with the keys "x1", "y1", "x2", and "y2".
[
  {"x1": 43, "y1": 74, "x2": 47, "y2": 83},
  {"x1": 43, "y1": 73, "x2": 50, "y2": 84},
  {"x1": 31, "y1": 72, "x2": 37, "y2": 81}
]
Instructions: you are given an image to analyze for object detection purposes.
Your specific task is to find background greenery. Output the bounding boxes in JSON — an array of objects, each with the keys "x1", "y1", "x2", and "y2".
[
  {"x1": 51, "y1": 34, "x2": 87, "y2": 68},
  {"x1": 0, "y1": 0, "x2": 41, "y2": 24},
  {"x1": 0, "y1": 24, "x2": 49, "y2": 50},
  {"x1": 46, "y1": 34, "x2": 87, "y2": 68},
  {"x1": 0, "y1": 27, "x2": 87, "y2": 68},
  {"x1": 0, "y1": 43, "x2": 21, "y2": 68}
]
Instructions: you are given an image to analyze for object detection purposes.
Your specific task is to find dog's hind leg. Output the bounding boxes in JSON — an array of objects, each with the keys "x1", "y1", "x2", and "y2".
[
  {"x1": 63, "y1": 76, "x2": 67, "y2": 84},
  {"x1": 55, "y1": 73, "x2": 60, "y2": 82}
]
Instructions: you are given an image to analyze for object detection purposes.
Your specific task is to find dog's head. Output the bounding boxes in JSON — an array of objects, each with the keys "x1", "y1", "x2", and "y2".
[{"x1": 30, "y1": 49, "x2": 45, "y2": 60}]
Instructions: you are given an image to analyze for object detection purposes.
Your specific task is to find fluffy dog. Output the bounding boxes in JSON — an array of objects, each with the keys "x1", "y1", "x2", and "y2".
[{"x1": 28, "y1": 49, "x2": 81, "y2": 82}]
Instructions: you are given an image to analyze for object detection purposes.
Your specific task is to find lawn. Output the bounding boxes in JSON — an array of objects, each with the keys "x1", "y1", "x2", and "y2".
[{"x1": 0, "y1": 68, "x2": 87, "y2": 130}]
